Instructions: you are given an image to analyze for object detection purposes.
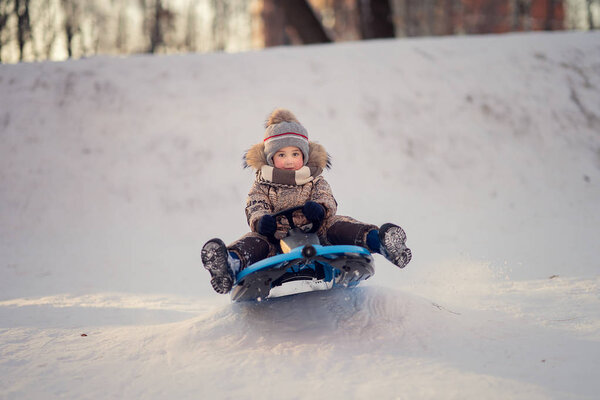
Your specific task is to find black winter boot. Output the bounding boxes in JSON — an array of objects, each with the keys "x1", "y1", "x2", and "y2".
[
  {"x1": 378, "y1": 223, "x2": 412, "y2": 268},
  {"x1": 201, "y1": 238, "x2": 234, "y2": 294}
]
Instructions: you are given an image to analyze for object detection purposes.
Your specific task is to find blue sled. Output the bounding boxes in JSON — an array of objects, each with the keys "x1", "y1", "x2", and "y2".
[{"x1": 230, "y1": 244, "x2": 374, "y2": 302}]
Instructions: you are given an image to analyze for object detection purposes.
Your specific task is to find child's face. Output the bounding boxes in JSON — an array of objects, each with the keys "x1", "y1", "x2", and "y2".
[{"x1": 273, "y1": 146, "x2": 304, "y2": 170}]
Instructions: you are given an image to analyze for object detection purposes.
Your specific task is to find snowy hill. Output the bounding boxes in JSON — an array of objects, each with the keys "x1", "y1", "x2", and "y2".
[{"x1": 1, "y1": 31, "x2": 600, "y2": 399}]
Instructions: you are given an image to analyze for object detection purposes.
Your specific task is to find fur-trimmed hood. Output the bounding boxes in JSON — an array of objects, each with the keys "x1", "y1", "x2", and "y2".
[{"x1": 243, "y1": 141, "x2": 331, "y2": 171}]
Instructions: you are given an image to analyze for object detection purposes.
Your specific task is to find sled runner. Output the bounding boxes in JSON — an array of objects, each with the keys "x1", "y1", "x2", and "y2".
[{"x1": 230, "y1": 206, "x2": 375, "y2": 302}]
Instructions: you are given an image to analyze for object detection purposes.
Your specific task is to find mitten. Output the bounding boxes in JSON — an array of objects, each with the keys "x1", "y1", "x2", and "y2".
[
  {"x1": 302, "y1": 201, "x2": 325, "y2": 222},
  {"x1": 257, "y1": 214, "x2": 277, "y2": 236}
]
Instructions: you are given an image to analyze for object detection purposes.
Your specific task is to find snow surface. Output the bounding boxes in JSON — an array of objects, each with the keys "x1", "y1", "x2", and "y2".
[{"x1": 1, "y1": 31, "x2": 600, "y2": 399}]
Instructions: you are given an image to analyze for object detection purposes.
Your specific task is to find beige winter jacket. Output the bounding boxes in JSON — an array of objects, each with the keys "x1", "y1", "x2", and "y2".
[{"x1": 244, "y1": 141, "x2": 337, "y2": 239}]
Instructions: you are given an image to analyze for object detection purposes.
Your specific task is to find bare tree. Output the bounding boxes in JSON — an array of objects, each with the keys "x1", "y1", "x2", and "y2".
[
  {"x1": 510, "y1": 0, "x2": 519, "y2": 29},
  {"x1": 115, "y1": 1, "x2": 128, "y2": 54},
  {"x1": 282, "y1": 0, "x2": 331, "y2": 43},
  {"x1": 403, "y1": 0, "x2": 414, "y2": 36},
  {"x1": 211, "y1": 0, "x2": 229, "y2": 50},
  {"x1": 261, "y1": 0, "x2": 286, "y2": 46},
  {"x1": 515, "y1": 0, "x2": 532, "y2": 30},
  {"x1": 545, "y1": 0, "x2": 556, "y2": 30},
  {"x1": 587, "y1": 0, "x2": 596, "y2": 29},
  {"x1": 83, "y1": 1, "x2": 107, "y2": 56},
  {"x1": 259, "y1": 0, "x2": 330, "y2": 46},
  {"x1": 443, "y1": 0, "x2": 457, "y2": 35},
  {"x1": 15, "y1": 0, "x2": 31, "y2": 61},
  {"x1": 61, "y1": 0, "x2": 82, "y2": 58},
  {"x1": 320, "y1": 0, "x2": 361, "y2": 42},
  {"x1": 443, "y1": 0, "x2": 463, "y2": 35},
  {"x1": 358, "y1": 0, "x2": 395, "y2": 39},
  {"x1": 426, "y1": 0, "x2": 436, "y2": 35},
  {"x1": 401, "y1": 0, "x2": 429, "y2": 37},
  {"x1": 149, "y1": 0, "x2": 164, "y2": 53},
  {"x1": 139, "y1": 0, "x2": 175, "y2": 53},
  {"x1": 184, "y1": 0, "x2": 198, "y2": 51},
  {"x1": 483, "y1": 0, "x2": 504, "y2": 33},
  {"x1": 34, "y1": 0, "x2": 59, "y2": 60},
  {"x1": 398, "y1": 0, "x2": 462, "y2": 37},
  {"x1": 0, "y1": 0, "x2": 13, "y2": 63}
]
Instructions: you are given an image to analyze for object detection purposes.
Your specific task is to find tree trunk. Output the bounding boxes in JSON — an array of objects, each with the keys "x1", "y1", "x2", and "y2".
[
  {"x1": 281, "y1": 0, "x2": 331, "y2": 44},
  {"x1": 65, "y1": 24, "x2": 73, "y2": 57},
  {"x1": 516, "y1": 0, "x2": 531, "y2": 31},
  {"x1": 261, "y1": 0, "x2": 330, "y2": 46},
  {"x1": 358, "y1": 0, "x2": 395, "y2": 39},
  {"x1": 116, "y1": 5, "x2": 128, "y2": 53},
  {"x1": 445, "y1": 0, "x2": 456, "y2": 35},
  {"x1": 0, "y1": 0, "x2": 11, "y2": 63},
  {"x1": 545, "y1": 0, "x2": 556, "y2": 30},
  {"x1": 185, "y1": 0, "x2": 198, "y2": 52},
  {"x1": 35, "y1": 0, "x2": 57, "y2": 61},
  {"x1": 15, "y1": 0, "x2": 32, "y2": 61},
  {"x1": 404, "y1": 0, "x2": 413, "y2": 36},
  {"x1": 261, "y1": 0, "x2": 287, "y2": 46},
  {"x1": 211, "y1": 0, "x2": 229, "y2": 51},
  {"x1": 61, "y1": 0, "x2": 80, "y2": 59},
  {"x1": 587, "y1": 0, "x2": 595, "y2": 30},
  {"x1": 149, "y1": 0, "x2": 163, "y2": 53}
]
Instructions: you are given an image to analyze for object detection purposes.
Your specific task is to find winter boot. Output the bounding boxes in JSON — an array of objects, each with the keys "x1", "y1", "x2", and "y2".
[
  {"x1": 378, "y1": 223, "x2": 412, "y2": 268},
  {"x1": 201, "y1": 238, "x2": 238, "y2": 294}
]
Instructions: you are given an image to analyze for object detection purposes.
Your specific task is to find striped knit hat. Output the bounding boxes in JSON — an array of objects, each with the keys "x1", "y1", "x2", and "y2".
[{"x1": 263, "y1": 108, "x2": 309, "y2": 167}]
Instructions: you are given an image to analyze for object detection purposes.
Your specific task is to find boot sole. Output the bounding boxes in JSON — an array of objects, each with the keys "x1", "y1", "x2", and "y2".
[
  {"x1": 201, "y1": 239, "x2": 233, "y2": 294},
  {"x1": 379, "y1": 223, "x2": 412, "y2": 268}
]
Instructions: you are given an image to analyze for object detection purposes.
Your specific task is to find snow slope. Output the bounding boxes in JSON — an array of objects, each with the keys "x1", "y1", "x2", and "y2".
[{"x1": 1, "y1": 31, "x2": 600, "y2": 399}]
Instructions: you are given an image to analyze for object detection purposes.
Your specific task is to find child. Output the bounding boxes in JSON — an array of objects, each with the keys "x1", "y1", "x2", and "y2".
[{"x1": 201, "y1": 108, "x2": 412, "y2": 294}]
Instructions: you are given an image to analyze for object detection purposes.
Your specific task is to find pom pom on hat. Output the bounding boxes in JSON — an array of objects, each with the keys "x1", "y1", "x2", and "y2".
[{"x1": 263, "y1": 108, "x2": 309, "y2": 167}]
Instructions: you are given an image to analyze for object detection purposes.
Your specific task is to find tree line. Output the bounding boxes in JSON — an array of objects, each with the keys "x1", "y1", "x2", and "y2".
[
  {"x1": 0, "y1": 0, "x2": 597, "y2": 64},
  {"x1": 0, "y1": 0, "x2": 251, "y2": 63}
]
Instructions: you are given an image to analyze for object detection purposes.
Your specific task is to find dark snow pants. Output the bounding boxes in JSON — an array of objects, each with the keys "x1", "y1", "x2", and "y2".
[{"x1": 227, "y1": 215, "x2": 378, "y2": 269}]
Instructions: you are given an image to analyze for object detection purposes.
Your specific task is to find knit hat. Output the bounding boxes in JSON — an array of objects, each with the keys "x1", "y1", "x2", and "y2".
[{"x1": 263, "y1": 109, "x2": 309, "y2": 167}]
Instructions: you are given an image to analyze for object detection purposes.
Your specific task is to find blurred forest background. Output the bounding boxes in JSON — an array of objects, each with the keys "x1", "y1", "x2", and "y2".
[{"x1": 0, "y1": 0, "x2": 598, "y2": 63}]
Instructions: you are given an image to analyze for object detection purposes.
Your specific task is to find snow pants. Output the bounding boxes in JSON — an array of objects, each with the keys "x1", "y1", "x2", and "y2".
[{"x1": 227, "y1": 215, "x2": 378, "y2": 269}]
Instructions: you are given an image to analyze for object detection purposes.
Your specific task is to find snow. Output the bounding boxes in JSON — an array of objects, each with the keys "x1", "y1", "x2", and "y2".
[{"x1": 1, "y1": 31, "x2": 600, "y2": 398}]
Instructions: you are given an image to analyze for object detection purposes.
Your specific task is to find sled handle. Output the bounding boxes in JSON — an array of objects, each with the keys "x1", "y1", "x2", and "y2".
[{"x1": 270, "y1": 205, "x2": 322, "y2": 235}]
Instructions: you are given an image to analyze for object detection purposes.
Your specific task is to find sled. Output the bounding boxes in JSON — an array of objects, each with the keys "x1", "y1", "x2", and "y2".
[{"x1": 230, "y1": 206, "x2": 375, "y2": 302}]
